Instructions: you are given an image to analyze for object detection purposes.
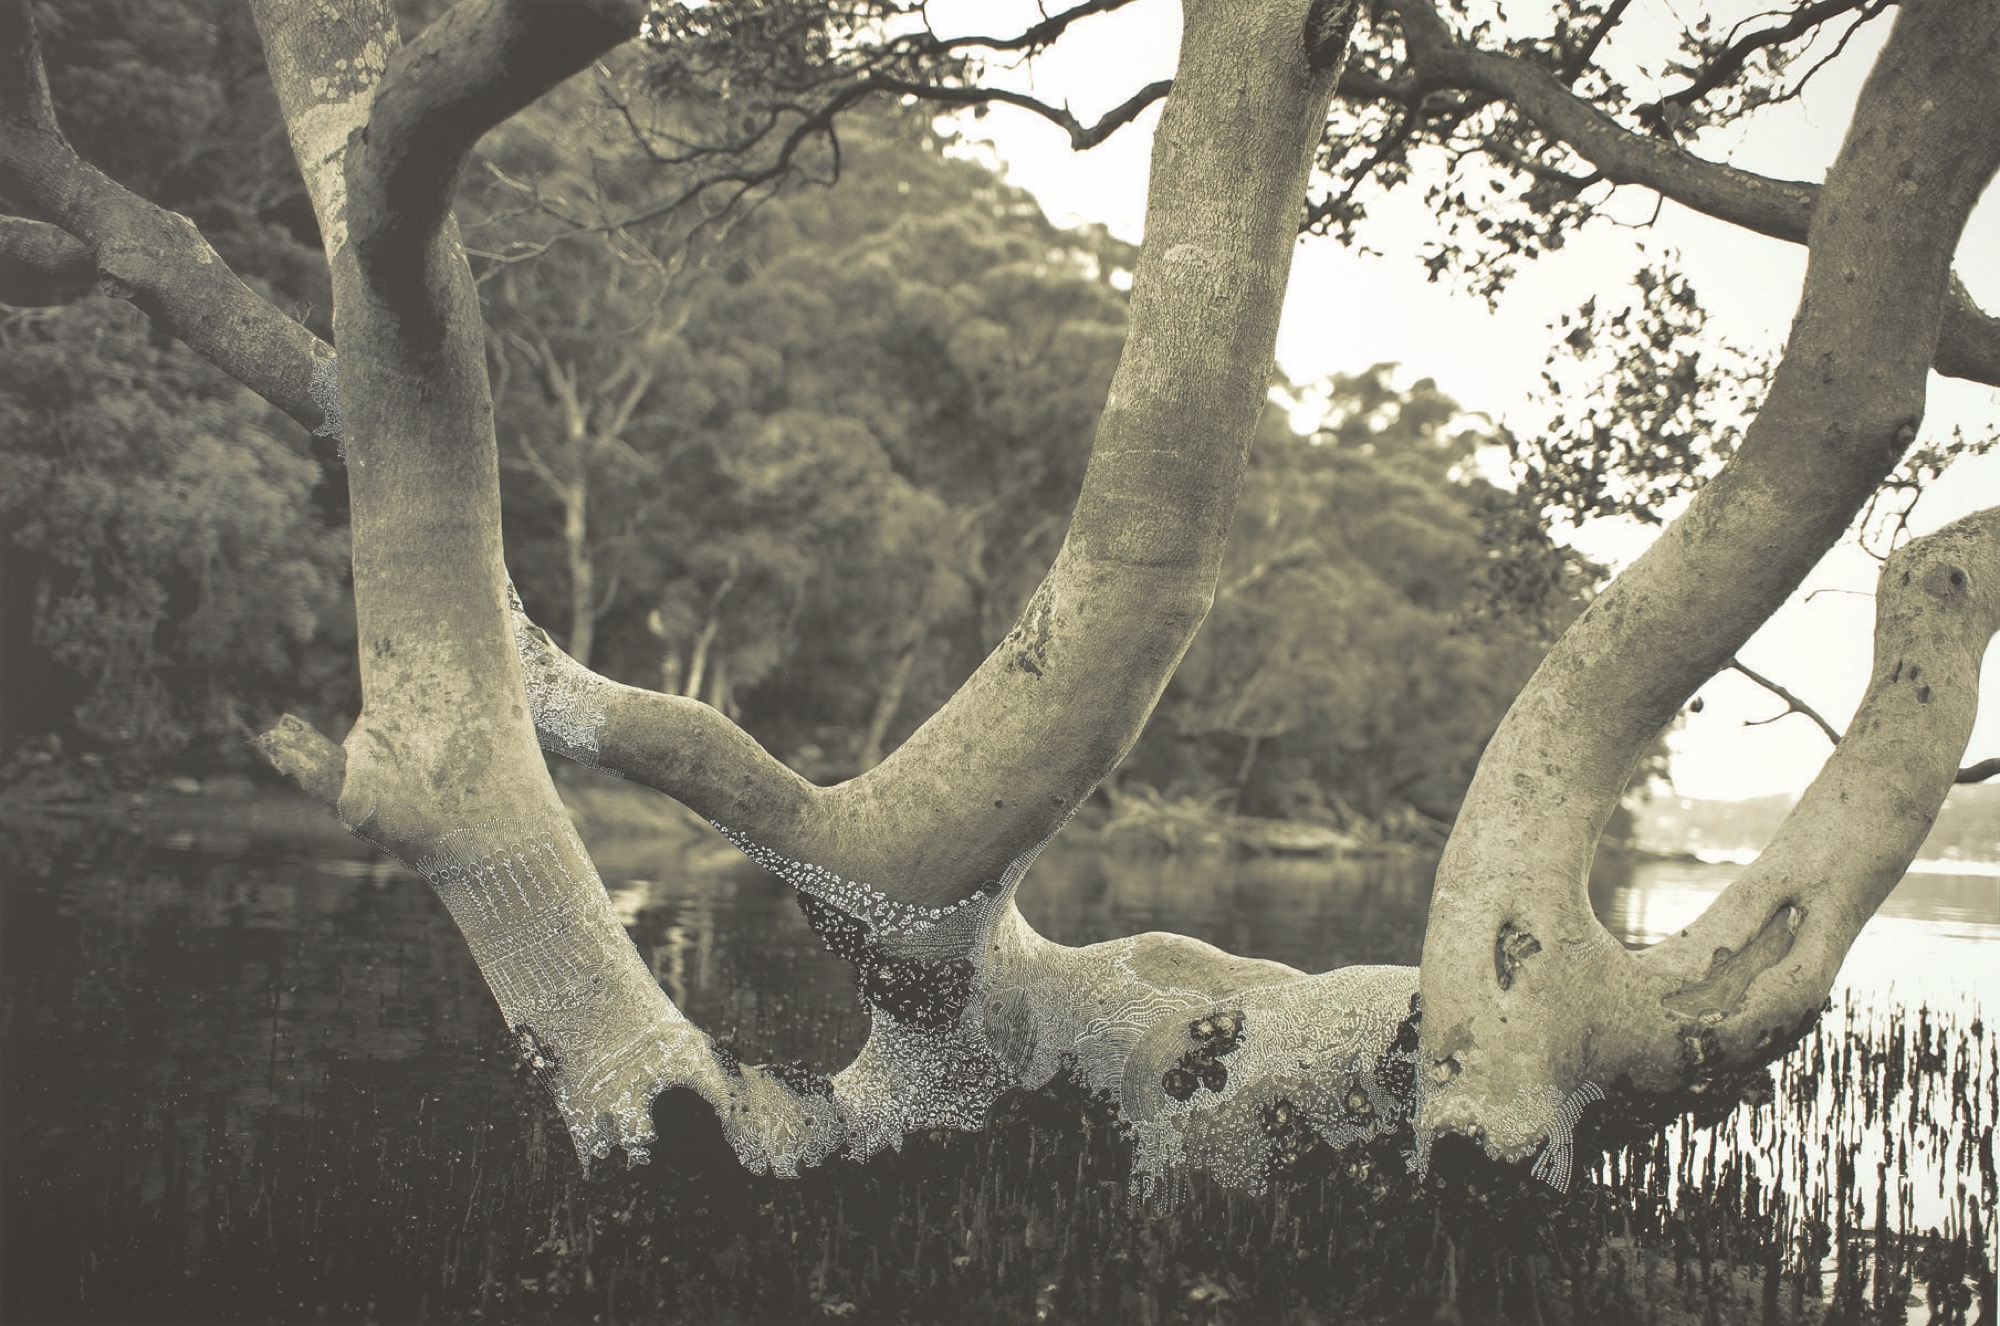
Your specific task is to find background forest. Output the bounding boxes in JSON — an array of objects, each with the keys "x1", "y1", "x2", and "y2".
[{"x1": 1, "y1": 2, "x2": 1596, "y2": 838}]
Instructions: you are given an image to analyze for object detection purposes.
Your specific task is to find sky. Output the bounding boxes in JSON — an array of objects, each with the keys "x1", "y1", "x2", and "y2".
[{"x1": 928, "y1": 0, "x2": 2000, "y2": 803}]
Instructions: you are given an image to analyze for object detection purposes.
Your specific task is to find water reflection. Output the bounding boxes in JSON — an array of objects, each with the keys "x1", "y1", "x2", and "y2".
[{"x1": 1, "y1": 814, "x2": 1993, "y2": 1324}]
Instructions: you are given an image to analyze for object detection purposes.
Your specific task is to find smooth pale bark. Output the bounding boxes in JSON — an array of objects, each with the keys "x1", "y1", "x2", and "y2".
[
  {"x1": 512, "y1": 0, "x2": 1352, "y2": 910},
  {"x1": 1417, "y1": 0, "x2": 2000, "y2": 1159},
  {"x1": 242, "y1": 0, "x2": 787, "y2": 1171},
  {"x1": 242, "y1": 0, "x2": 1388, "y2": 1182}
]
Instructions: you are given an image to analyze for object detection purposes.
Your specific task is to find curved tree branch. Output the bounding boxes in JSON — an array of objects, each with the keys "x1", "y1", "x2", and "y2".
[
  {"x1": 1375, "y1": 0, "x2": 2000, "y2": 391},
  {"x1": 870, "y1": 74, "x2": 1173, "y2": 151},
  {"x1": 1417, "y1": 0, "x2": 2000, "y2": 1160},
  {"x1": 0, "y1": 11, "x2": 336, "y2": 434},
  {"x1": 1645, "y1": 506, "x2": 2000, "y2": 1024},
  {"x1": 1643, "y1": 0, "x2": 1881, "y2": 120}
]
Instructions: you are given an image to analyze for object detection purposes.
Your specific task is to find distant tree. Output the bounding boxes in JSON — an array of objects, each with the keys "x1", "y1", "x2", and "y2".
[
  {"x1": 3, "y1": 0, "x2": 1996, "y2": 1210},
  {"x1": 477, "y1": 103, "x2": 1131, "y2": 772},
  {"x1": 0, "y1": 300, "x2": 347, "y2": 767},
  {"x1": 1128, "y1": 367, "x2": 1588, "y2": 830}
]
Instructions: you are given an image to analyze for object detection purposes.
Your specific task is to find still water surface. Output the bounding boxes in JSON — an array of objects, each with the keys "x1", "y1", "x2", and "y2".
[{"x1": 2, "y1": 810, "x2": 1995, "y2": 1323}]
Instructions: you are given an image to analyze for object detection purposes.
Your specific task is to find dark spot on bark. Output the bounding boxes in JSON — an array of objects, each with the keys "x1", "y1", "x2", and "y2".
[
  {"x1": 796, "y1": 894, "x2": 975, "y2": 1029},
  {"x1": 1908, "y1": 663, "x2": 1922, "y2": 681},
  {"x1": 1948, "y1": 567, "x2": 1966, "y2": 589},
  {"x1": 993, "y1": 798, "x2": 1004, "y2": 808},
  {"x1": 1891, "y1": 658, "x2": 1904, "y2": 682},
  {"x1": 1160, "y1": 1009, "x2": 1244, "y2": 1098},
  {"x1": 372, "y1": 636, "x2": 395, "y2": 658},
  {"x1": 1258, "y1": 1094, "x2": 1313, "y2": 1169},
  {"x1": 1680, "y1": 1026, "x2": 1720, "y2": 1072},
  {"x1": 1901, "y1": 570, "x2": 1912, "y2": 586},
  {"x1": 1918, "y1": 685, "x2": 1932, "y2": 705},
  {"x1": 1494, "y1": 922, "x2": 1541, "y2": 991}
]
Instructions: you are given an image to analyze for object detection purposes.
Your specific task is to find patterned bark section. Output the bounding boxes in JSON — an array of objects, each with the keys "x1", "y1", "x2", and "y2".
[
  {"x1": 411, "y1": 821, "x2": 710, "y2": 1165},
  {"x1": 714, "y1": 822, "x2": 1458, "y2": 1198}
]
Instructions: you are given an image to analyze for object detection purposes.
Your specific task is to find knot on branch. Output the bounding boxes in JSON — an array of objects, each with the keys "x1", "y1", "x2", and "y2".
[{"x1": 253, "y1": 713, "x2": 345, "y2": 808}]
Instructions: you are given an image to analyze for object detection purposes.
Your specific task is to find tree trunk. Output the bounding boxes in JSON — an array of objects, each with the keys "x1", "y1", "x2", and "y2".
[
  {"x1": 858, "y1": 639, "x2": 921, "y2": 772},
  {"x1": 563, "y1": 479, "x2": 595, "y2": 668}
]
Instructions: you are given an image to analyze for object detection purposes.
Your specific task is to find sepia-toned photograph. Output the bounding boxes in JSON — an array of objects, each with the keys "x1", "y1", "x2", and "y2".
[{"x1": 1, "y1": 1, "x2": 1995, "y2": 1321}]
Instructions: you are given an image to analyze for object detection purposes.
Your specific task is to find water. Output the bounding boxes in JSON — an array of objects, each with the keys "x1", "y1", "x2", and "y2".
[{"x1": 2, "y1": 804, "x2": 1994, "y2": 1323}]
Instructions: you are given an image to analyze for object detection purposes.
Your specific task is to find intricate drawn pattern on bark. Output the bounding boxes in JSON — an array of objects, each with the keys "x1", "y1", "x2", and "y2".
[
  {"x1": 1526, "y1": 1080, "x2": 1604, "y2": 1193},
  {"x1": 410, "y1": 820, "x2": 708, "y2": 1165},
  {"x1": 514, "y1": 612, "x2": 617, "y2": 774},
  {"x1": 713, "y1": 824, "x2": 992, "y2": 939},
  {"x1": 308, "y1": 354, "x2": 343, "y2": 445},
  {"x1": 714, "y1": 821, "x2": 1431, "y2": 1196}
]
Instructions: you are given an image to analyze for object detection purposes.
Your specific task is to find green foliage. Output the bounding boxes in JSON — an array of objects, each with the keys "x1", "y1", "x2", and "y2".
[{"x1": 0, "y1": 302, "x2": 349, "y2": 768}]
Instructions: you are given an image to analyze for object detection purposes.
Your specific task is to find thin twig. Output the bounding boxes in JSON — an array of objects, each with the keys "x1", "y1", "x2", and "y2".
[{"x1": 1728, "y1": 657, "x2": 1841, "y2": 744}]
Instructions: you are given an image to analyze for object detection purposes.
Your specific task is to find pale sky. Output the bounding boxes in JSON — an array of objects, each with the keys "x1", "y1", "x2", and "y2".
[{"x1": 934, "y1": 0, "x2": 2000, "y2": 802}]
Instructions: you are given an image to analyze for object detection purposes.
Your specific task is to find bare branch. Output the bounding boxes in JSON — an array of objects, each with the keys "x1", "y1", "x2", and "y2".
[
  {"x1": 348, "y1": 0, "x2": 647, "y2": 322},
  {"x1": 1557, "y1": 0, "x2": 1634, "y2": 80},
  {"x1": 915, "y1": 0, "x2": 1144, "y2": 56},
  {"x1": 1728, "y1": 657, "x2": 1841, "y2": 745},
  {"x1": 871, "y1": 74, "x2": 1172, "y2": 150},
  {"x1": 0, "y1": 11, "x2": 336, "y2": 433},
  {"x1": 1376, "y1": 0, "x2": 2000, "y2": 391},
  {"x1": 1958, "y1": 757, "x2": 2000, "y2": 784},
  {"x1": 1644, "y1": 0, "x2": 1881, "y2": 118},
  {"x1": 1649, "y1": 506, "x2": 2000, "y2": 1021},
  {"x1": 0, "y1": 5, "x2": 54, "y2": 127},
  {"x1": 1420, "y1": 0, "x2": 2000, "y2": 1159}
]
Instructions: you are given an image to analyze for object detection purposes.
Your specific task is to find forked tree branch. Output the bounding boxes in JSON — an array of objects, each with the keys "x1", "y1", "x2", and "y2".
[
  {"x1": 527, "y1": 0, "x2": 1356, "y2": 910},
  {"x1": 1418, "y1": 0, "x2": 2000, "y2": 1158},
  {"x1": 1728, "y1": 657, "x2": 1842, "y2": 744},
  {"x1": 1645, "y1": 506, "x2": 2000, "y2": 1022},
  {"x1": 1728, "y1": 653, "x2": 1995, "y2": 780}
]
